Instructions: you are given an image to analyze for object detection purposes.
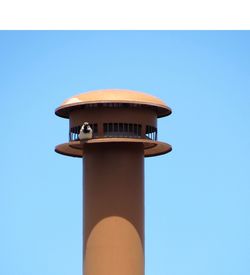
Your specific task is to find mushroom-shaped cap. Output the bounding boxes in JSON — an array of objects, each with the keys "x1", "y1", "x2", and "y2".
[{"x1": 55, "y1": 89, "x2": 172, "y2": 118}]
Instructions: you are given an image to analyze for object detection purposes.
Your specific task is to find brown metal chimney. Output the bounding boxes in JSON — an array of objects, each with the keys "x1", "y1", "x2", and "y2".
[{"x1": 55, "y1": 89, "x2": 172, "y2": 275}]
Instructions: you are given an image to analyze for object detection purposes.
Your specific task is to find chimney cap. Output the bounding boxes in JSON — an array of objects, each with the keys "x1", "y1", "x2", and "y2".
[{"x1": 55, "y1": 89, "x2": 172, "y2": 118}]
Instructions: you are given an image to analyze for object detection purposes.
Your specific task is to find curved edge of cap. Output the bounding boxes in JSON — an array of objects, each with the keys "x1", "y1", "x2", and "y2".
[
  {"x1": 55, "y1": 89, "x2": 172, "y2": 118},
  {"x1": 55, "y1": 138, "x2": 172, "y2": 158}
]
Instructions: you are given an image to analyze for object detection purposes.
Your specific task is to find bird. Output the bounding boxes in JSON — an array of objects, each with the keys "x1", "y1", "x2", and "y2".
[{"x1": 78, "y1": 122, "x2": 93, "y2": 140}]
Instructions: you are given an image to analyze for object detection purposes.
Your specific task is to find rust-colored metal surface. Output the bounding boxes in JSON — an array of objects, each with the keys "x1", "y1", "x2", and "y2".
[
  {"x1": 55, "y1": 89, "x2": 172, "y2": 275},
  {"x1": 55, "y1": 139, "x2": 172, "y2": 158},
  {"x1": 55, "y1": 89, "x2": 172, "y2": 118},
  {"x1": 69, "y1": 106, "x2": 157, "y2": 129},
  {"x1": 83, "y1": 143, "x2": 144, "y2": 275}
]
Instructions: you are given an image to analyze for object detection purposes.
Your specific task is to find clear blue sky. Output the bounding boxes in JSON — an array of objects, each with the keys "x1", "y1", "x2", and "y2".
[{"x1": 1, "y1": 31, "x2": 249, "y2": 275}]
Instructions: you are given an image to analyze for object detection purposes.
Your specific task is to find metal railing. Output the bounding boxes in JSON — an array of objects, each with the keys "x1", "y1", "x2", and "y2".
[
  {"x1": 103, "y1": 123, "x2": 142, "y2": 138},
  {"x1": 145, "y1": 125, "x2": 157, "y2": 140},
  {"x1": 69, "y1": 123, "x2": 157, "y2": 141}
]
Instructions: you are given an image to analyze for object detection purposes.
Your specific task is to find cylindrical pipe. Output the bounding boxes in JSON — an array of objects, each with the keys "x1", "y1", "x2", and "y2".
[{"x1": 83, "y1": 142, "x2": 144, "y2": 275}]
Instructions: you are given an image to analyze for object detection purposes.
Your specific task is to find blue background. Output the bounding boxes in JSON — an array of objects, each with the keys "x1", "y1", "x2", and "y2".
[{"x1": 1, "y1": 31, "x2": 249, "y2": 275}]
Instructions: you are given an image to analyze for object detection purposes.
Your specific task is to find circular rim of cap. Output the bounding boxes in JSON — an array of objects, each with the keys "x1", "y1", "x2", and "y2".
[
  {"x1": 55, "y1": 138, "x2": 172, "y2": 158},
  {"x1": 55, "y1": 89, "x2": 172, "y2": 118}
]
